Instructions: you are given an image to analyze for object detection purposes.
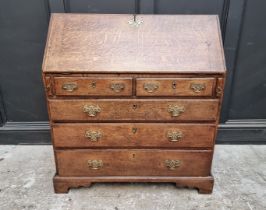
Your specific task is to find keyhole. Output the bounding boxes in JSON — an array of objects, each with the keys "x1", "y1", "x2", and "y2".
[
  {"x1": 132, "y1": 104, "x2": 137, "y2": 109},
  {"x1": 172, "y1": 81, "x2": 177, "y2": 89},
  {"x1": 132, "y1": 153, "x2": 135, "y2": 158},
  {"x1": 91, "y1": 81, "x2": 96, "y2": 88},
  {"x1": 132, "y1": 127, "x2": 137, "y2": 134}
]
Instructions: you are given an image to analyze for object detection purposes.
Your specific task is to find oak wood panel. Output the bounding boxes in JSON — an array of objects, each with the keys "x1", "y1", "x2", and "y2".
[
  {"x1": 56, "y1": 149, "x2": 212, "y2": 176},
  {"x1": 53, "y1": 175, "x2": 214, "y2": 194},
  {"x1": 42, "y1": 14, "x2": 226, "y2": 73},
  {"x1": 54, "y1": 77, "x2": 133, "y2": 96},
  {"x1": 52, "y1": 123, "x2": 216, "y2": 148},
  {"x1": 136, "y1": 78, "x2": 215, "y2": 96},
  {"x1": 49, "y1": 73, "x2": 224, "y2": 78},
  {"x1": 48, "y1": 99, "x2": 219, "y2": 121},
  {"x1": 216, "y1": 77, "x2": 225, "y2": 98}
]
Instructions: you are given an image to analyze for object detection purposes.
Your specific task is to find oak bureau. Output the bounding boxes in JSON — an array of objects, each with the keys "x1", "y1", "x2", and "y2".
[{"x1": 42, "y1": 14, "x2": 226, "y2": 194}]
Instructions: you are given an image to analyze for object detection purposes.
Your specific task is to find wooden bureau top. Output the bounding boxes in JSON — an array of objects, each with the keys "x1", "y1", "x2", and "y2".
[{"x1": 42, "y1": 14, "x2": 226, "y2": 74}]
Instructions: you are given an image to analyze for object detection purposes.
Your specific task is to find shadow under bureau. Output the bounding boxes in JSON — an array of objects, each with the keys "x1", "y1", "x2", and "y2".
[{"x1": 42, "y1": 14, "x2": 226, "y2": 194}]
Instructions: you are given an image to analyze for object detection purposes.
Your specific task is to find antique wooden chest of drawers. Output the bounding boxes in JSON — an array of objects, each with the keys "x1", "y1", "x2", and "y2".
[{"x1": 42, "y1": 14, "x2": 226, "y2": 194}]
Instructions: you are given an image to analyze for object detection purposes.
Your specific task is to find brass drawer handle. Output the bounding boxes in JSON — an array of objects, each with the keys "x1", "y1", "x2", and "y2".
[
  {"x1": 110, "y1": 83, "x2": 125, "y2": 92},
  {"x1": 85, "y1": 130, "x2": 102, "y2": 141},
  {"x1": 62, "y1": 83, "x2": 78, "y2": 92},
  {"x1": 143, "y1": 83, "x2": 159, "y2": 93},
  {"x1": 88, "y1": 160, "x2": 103, "y2": 170},
  {"x1": 83, "y1": 104, "x2": 101, "y2": 117},
  {"x1": 165, "y1": 160, "x2": 181, "y2": 170},
  {"x1": 190, "y1": 83, "x2": 206, "y2": 93},
  {"x1": 168, "y1": 105, "x2": 185, "y2": 117},
  {"x1": 216, "y1": 86, "x2": 222, "y2": 96},
  {"x1": 167, "y1": 131, "x2": 183, "y2": 142}
]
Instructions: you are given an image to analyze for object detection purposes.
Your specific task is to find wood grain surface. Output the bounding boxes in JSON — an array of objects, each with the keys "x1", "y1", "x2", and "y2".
[
  {"x1": 48, "y1": 99, "x2": 219, "y2": 121},
  {"x1": 136, "y1": 77, "x2": 215, "y2": 96},
  {"x1": 53, "y1": 175, "x2": 214, "y2": 194},
  {"x1": 43, "y1": 14, "x2": 226, "y2": 73},
  {"x1": 55, "y1": 149, "x2": 212, "y2": 176},
  {"x1": 52, "y1": 123, "x2": 216, "y2": 148}
]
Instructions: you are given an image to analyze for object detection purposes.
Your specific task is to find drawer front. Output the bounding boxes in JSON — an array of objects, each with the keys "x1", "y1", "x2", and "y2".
[
  {"x1": 54, "y1": 77, "x2": 132, "y2": 96},
  {"x1": 136, "y1": 78, "x2": 215, "y2": 96},
  {"x1": 49, "y1": 99, "x2": 219, "y2": 121},
  {"x1": 56, "y1": 150, "x2": 212, "y2": 176},
  {"x1": 53, "y1": 123, "x2": 215, "y2": 148}
]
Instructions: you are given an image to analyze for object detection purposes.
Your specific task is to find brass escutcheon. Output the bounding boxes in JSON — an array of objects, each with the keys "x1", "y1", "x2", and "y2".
[
  {"x1": 132, "y1": 104, "x2": 138, "y2": 109},
  {"x1": 83, "y1": 104, "x2": 101, "y2": 117},
  {"x1": 62, "y1": 83, "x2": 78, "y2": 92},
  {"x1": 143, "y1": 83, "x2": 159, "y2": 93},
  {"x1": 168, "y1": 105, "x2": 185, "y2": 117},
  {"x1": 190, "y1": 83, "x2": 206, "y2": 93},
  {"x1": 172, "y1": 81, "x2": 177, "y2": 89},
  {"x1": 85, "y1": 130, "x2": 102, "y2": 142},
  {"x1": 132, "y1": 127, "x2": 137, "y2": 134},
  {"x1": 88, "y1": 160, "x2": 103, "y2": 170},
  {"x1": 91, "y1": 81, "x2": 96, "y2": 88},
  {"x1": 165, "y1": 160, "x2": 181, "y2": 170},
  {"x1": 110, "y1": 83, "x2": 125, "y2": 92},
  {"x1": 167, "y1": 131, "x2": 183, "y2": 142}
]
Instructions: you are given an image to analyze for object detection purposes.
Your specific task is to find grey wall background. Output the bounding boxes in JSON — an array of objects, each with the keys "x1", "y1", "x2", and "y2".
[{"x1": 0, "y1": 0, "x2": 265, "y2": 144}]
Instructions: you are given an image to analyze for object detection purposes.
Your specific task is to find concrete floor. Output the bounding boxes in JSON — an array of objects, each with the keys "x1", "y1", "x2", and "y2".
[{"x1": 0, "y1": 145, "x2": 265, "y2": 210}]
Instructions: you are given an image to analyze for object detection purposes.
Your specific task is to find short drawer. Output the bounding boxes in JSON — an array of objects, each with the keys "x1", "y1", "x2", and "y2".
[
  {"x1": 136, "y1": 78, "x2": 215, "y2": 96},
  {"x1": 56, "y1": 149, "x2": 212, "y2": 176},
  {"x1": 49, "y1": 99, "x2": 219, "y2": 121},
  {"x1": 54, "y1": 77, "x2": 132, "y2": 96},
  {"x1": 53, "y1": 123, "x2": 215, "y2": 148}
]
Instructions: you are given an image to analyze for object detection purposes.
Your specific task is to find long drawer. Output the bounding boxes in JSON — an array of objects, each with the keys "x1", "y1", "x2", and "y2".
[
  {"x1": 48, "y1": 99, "x2": 219, "y2": 121},
  {"x1": 52, "y1": 123, "x2": 215, "y2": 148},
  {"x1": 56, "y1": 149, "x2": 212, "y2": 176}
]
